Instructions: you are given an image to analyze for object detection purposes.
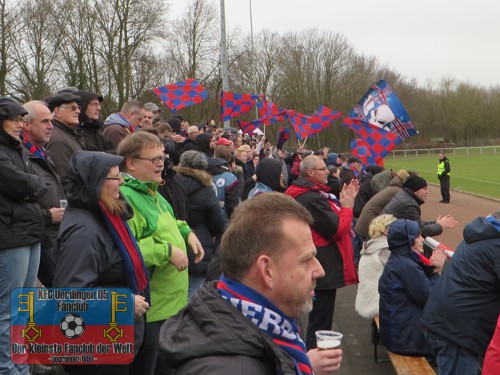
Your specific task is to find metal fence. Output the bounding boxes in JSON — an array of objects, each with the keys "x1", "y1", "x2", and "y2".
[{"x1": 390, "y1": 146, "x2": 499, "y2": 158}]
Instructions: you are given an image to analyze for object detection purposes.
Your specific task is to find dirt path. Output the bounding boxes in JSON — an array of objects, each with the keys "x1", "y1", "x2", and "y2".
[{"x1": 421, "y1": 184, "x2": 500, "y2": 249}]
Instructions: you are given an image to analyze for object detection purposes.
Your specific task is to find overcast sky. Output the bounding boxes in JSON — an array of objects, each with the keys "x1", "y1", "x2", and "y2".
[{"x1": 170, "y1": 0, "x2": 500, "y2": 88}]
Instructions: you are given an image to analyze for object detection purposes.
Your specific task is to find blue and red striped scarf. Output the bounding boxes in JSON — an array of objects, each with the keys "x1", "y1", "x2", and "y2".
[
  {"x1": 217, "y1": 275, "x2": 313, "y2": 374},
  {"x1": 99, "y1": 201, "x2": 150, "y2": 304},
  {"x1": 22, "y1": 137, "x2": 45, "y2": 160}
]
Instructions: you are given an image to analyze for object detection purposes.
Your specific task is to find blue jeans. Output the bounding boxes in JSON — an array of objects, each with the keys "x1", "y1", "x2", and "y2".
[
  {"x1": 424, "y1": 330, "x2": 481, "y2": 375},
  {"x1": 188, "y1": 275, "x2": 206, "y2": 301},
  {"x1": 0, "y1": 243, "x2": 41, "y2": 375}
]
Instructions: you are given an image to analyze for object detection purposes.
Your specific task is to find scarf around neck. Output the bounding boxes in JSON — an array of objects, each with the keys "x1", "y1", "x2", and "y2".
[
  {"x1": 217, "y1": 275, "x2": 313, "y2": 374},
  {"x1": 99, "y1": 201, "x2": 150, "y2": 303}
]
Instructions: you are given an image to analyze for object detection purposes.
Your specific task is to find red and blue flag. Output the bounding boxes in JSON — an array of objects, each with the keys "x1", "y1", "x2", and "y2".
[
  {"x1": 152, "y1": 78, "x2": 207, "y2": 113},
  {"x1": 346, "y1": 80, "x2": 417, "y2": 140},
  {"x1": 220, "y1": 91, "x2": 260, "y2": 122},
  {"x1": 276, "y1": 127, "x2": 291, "y2": 150},
  {"x1": 343, "y1": 117, "x2": 402, "y2": 165}
]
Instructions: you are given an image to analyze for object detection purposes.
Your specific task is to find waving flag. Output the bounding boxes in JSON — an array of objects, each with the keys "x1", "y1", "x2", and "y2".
[
  {"x1": 276, "y1": 127, "x2": 291, "y2": 150},
  {"x1": 220, "y1": 91, "x2": 260, "y2": 122},
  {"x1": 257, "y1": 100, "x2": 288, "y2": 125},
  {"x1": 347, "y1": 80, "x2": 417, "y2": 140},
  {"x1": 287, "y1": 110, "x2": 312, "y2": 141},
  {"x1": 350, "y1": 138, "x2": 376, "y2": 166},
  {"x1": 308, "y1": 105, "x2": 342, "y2": 136},
  {"x1": 237, "y1": 119, "x2": 260, "y2": 134},
  {"x1": 343, "y1": 117, "x2": 402, "y2": 164},
  {"x1": 288, "y1": 105, "x2": 341, "y2": 141},
  {"x1": 152, "y1": 78, "x2": 207, "y2": 113}
]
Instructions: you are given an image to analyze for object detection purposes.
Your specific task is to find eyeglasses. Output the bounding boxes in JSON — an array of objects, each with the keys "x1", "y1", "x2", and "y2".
[
  {"x1": 9, "y1": 116, "x2": 25, "y2": 123},
  {"x1": 310, "y1": 167, "x2": 329, "y2": 172},
  {"x1": 134, "y1": 155, "x2": 166, "y2": 165},
  {"x1": 59, "y1": 105, "x2": 81, "y2": 111},
  {"x1": 106, "y1": 176, "x2": 122, "y2": 180}
]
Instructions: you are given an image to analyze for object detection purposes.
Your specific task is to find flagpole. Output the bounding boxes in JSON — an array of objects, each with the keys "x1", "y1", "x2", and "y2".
[{"x1": 220, "y1": 0, "x2": 230, "y2": 128}]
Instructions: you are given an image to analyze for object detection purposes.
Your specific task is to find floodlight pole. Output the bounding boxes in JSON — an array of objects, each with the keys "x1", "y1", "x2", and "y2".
[{"x1": 220, "y1": 0, "x2": 230, "y2": 128}]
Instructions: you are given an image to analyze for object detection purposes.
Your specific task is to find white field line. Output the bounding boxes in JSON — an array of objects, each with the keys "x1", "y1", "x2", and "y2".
[{"x1": 418, "y1": 169, "x2": 500, "y2": 186}]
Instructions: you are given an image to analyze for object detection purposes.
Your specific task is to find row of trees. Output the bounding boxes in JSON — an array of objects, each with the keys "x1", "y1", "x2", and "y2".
[{"x1": 1, "y1": 0, "x2": 499, "y2": 151}]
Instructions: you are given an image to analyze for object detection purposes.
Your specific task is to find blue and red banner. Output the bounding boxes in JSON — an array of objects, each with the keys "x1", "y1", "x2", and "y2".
[
  {"x1": 153, "y1": 78, "x2": 207, "y2": 113},
  {"x1": 346, "y1": 80, "x2": 417, "y2": 140},
  {"x1": 343, "y1": 117, "x2": 402, "y2": 165},
  {"x1": 220, "y1": 91, "x2": 260, "y2": 122},
  {"x1": 11, "y1": 288, "x2": 134, "y2": 365}
]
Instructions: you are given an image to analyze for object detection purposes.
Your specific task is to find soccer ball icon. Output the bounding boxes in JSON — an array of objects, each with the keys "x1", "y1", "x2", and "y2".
[{"x1": 60, "y1": 313, "x2": 85, "y2": 339}]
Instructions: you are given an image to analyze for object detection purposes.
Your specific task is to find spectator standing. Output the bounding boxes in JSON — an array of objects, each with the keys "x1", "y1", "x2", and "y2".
[
  {"x1": 382, "y1": 174, "x2": 458, "y2": 238},
  {"x1": 53, "y1": 151, "x2": 150, "y2": 375},
  {"x1": 144, "y1": 102, "x2": 160, "y2": 126},
  {"x1": 437, "y1": 152, "x2": 451, "y2": 203},
  {"x1": 159, "y1": 193, "x2": 343, "y2": 374},
  {"x1": 0, "y1": 97, "x2": 47, "y2": 374},
  {"x1": 22, "y1": 100, "x2": 66, "y2": 287},
  {"x1": 117, "y1": 131, "x2": 204, "y2": 375},
  {"x1": 103, "y1": 99, "x2": 145, "y2": 148},
  {"x1": 422, "y1": 211, "x2": 500, "y2": 375},
  {"x1": 286, "y1": 155, "x2": 359, "y2": 349},
  {"x1": 45, "y1": 92, "x2": 84, "y2": 192},
  {"x1": 175, "y1": 151, "x2": 225, "y2": 299},
  {"x1": 75, "y1": 90, "x2": 113, "y2": 152}
]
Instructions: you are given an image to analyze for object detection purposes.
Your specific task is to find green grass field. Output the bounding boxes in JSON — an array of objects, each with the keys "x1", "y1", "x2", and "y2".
[{"x1": 384, "y1": 151, "x2": 500, "y2": 200}]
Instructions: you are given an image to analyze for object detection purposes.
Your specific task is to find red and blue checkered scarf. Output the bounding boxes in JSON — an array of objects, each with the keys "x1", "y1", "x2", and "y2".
[{"x1": 217, "y1": 275, "x2": 313, "y2": 374}]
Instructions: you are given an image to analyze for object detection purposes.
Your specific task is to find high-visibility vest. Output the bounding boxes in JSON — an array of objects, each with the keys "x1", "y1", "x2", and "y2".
[{"x1": 437, "y1": 160, "x2": 450, "y2": 176}]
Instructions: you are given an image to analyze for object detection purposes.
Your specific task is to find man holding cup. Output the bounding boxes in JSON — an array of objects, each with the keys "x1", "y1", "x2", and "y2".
[
  {"x1": 22, "y1": 100, "x2": 66, "y2": 287},
  {"x1": 159, "y1": 192, "x2": 343, "y2": 374}
]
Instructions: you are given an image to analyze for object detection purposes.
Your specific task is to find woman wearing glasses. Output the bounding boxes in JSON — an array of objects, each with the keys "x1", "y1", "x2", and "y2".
[
  {"x1": 0, "y1": 97, "x2": 47, "y2": 374},
  {"x1": 53, "y1": 150, "x2": 150, "y2": 374}
]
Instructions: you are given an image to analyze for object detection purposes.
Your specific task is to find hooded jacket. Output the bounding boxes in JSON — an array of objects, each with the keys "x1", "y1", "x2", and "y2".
[
  {"x1": 175, "y1": 166, "x2": 225, "y2": 275},
  {"x1": 53, "y1": 150, "x2": 145, "y2": 355},
  {"x1": 422, "y1": 216, "x2": 500, "y2": 357},
  {"x1": 248, "y1": 158, "x2": 282, "y2": 198},
  {"x1": 77, "y1": 90, "x2": 113, "y2": 152},
  {"x1": 378, "y1": 219, "x2": 439, "y2": 356},
  {"x1": 382, "y1": 187, "x2": 443, "y2": 238},
  {"x1": 103, "y1": 113, "x2": 133, "y2": 148},
  {"x1": 206, "y1": 158, "x2": 239, "y2": 223},
  {"x1": 286, "y1": 176, "x2": 357, "y2": 289},
  {"x1": 0, "y1": 128, "x2": 46, "y2": 250},
  {"x1": 355, "y1": 236, "x2": 390, "y2": 319},
  {"x1": 159, "y1": 282, "x2": 299, "y2": 375}
]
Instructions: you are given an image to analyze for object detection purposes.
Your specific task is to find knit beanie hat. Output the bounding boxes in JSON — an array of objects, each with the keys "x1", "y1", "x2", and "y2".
[
  {"x1": 403, "y1": 175, "x2": 427, "y2": 192},
  {"x1": 179, "y1": 150, "x2": 208, "y2": 170}
]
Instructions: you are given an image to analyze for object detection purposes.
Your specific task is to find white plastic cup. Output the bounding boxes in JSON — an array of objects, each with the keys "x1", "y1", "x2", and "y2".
[
  {"x1": 59, "y1": 199, "x2": 68, "y2": 208},
  {"x1": 315, "y1": 330, "x2": 343, "y2": 350}
]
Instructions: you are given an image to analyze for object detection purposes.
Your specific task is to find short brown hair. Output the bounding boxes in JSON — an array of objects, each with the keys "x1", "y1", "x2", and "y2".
[
  {"x1": 116, "y1": 132, "x2": 163, "y2": 171},
  {"x1": 214, "y1": 144, "x2": 232, "y2": 161},
  {"x1": 221, "y1": 192, "x2": 313, "y2": 279}
]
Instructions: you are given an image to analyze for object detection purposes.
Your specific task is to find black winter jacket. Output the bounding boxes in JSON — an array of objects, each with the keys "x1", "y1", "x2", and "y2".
[
  {"x1": 382, "y1": 187, "x2": 443, "y2": 237},
  {"x1": 159, "y1": 282, "x2": 298, "y2": 375},
  {"x1": 422, "y1": 216, "x2": 500, "y2": 357},
  {"x1": 53, "y1": 151, "x2": 145, "y2": 355},
  {"x1": 175, "y1": 166, "x2": 225, "y2": 275},
  {"x1": 25, "y1": 149, "x2": 65, "y2": 247},
  {"x1": 0, "y1": 129, "x2": 46, "y2": 250}
]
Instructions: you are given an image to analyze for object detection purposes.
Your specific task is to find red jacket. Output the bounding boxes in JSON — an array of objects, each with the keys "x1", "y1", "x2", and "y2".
[
  {"x1": 286, "y1": 176, "x2": 358, "y2": 289},
  {"x1": 483, "y1": 314, "x2": 500, "y2": 375}
]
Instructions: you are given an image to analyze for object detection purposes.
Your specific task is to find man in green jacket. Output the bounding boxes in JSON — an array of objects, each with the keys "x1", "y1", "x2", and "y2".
[{"x1": 117, "y1": 131, "x2": 204, "y2": 375}]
